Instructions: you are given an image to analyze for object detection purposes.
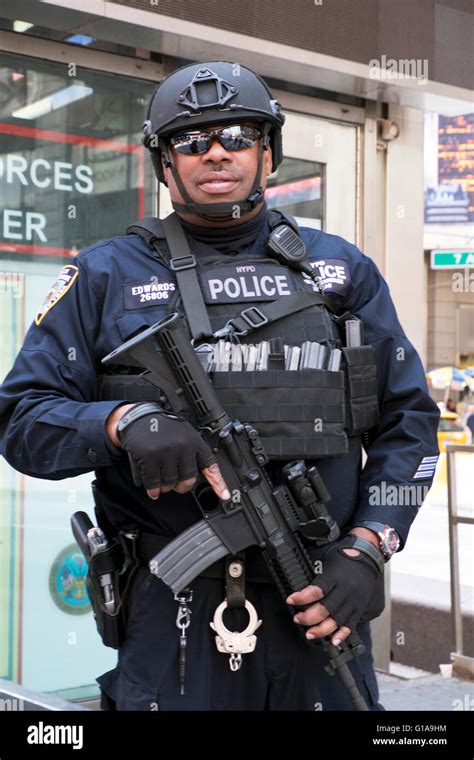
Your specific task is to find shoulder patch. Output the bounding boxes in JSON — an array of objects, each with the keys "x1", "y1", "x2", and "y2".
[
  {"x1": 303, "y1": 258, "x2": 351, "y2": 295},
  {"x1": 35, "y1": 264, "x2": 79, "y2": 325}
]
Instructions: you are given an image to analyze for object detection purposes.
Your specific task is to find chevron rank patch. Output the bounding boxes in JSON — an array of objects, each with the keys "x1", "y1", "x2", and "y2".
[
  {"x1": 411, "y1": 455, "x2": 439, "y2": 480},
  {"x1": 35, "y1": 264, "x2": 79, "y2": 325}
]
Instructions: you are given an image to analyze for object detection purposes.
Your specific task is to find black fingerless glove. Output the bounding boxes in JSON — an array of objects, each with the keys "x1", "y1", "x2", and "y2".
[
  {"x1": 117, "y1": 402, "x2": 216, "y2": 490},
  {"x1": 309, "y1": 535, "x2": 385, "y2": 631}
]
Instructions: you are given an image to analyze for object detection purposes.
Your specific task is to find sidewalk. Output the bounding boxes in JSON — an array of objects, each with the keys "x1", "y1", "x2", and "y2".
[{"x1": 378, "y1": 668, "x2": 474, "y2": 711}]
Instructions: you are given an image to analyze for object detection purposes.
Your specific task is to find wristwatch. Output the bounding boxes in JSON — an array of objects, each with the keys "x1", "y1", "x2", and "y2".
[{"x1": 353, "y1": 521, "x2": 400, "y2": 562}]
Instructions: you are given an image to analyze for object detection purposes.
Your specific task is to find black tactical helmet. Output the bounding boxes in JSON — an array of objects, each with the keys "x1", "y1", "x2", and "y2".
[{"x1": 143, "y1": 61, "x2": 285, "y2": 221}]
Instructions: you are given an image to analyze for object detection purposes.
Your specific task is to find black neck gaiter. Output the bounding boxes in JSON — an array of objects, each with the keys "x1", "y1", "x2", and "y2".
[{"x1": 179, "y1": 203, "x2": 268, "y2": 255}]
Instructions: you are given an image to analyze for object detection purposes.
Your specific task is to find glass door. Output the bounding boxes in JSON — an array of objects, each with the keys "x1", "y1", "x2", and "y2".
[{"x1": 268, "y1": 111, "x2": 358, "y2": 243}]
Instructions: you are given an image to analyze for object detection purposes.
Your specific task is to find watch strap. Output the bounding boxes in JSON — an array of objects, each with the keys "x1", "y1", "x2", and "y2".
[
  {"x1": 353, "y1": 520, "x2": 386, "y2": 532},
  {"x1": 342, "y1": 535, "x2": 385, "y2": 575},
  {"x1": 116, "y1": 402, "x2": 163, "y2": 443},
  {"x1": 353, "y1": 521, "x2": 399, "y2": 562}
]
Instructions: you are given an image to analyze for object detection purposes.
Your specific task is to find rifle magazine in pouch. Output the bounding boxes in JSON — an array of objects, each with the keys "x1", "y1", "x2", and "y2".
[
  {"x1": 212, "y1": 369, "x2": 348, "y2": 460},
  {"x1": 86, "y1": 540, "x2": 139, "y2": 649},
  {"x1": 341, "y1": 346, "x2": 379, "y2": 436}
]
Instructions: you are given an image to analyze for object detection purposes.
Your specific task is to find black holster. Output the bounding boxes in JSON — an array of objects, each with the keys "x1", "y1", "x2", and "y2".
[{"x1": 86, "y1": 484, "x2": 140, "y2": 649}]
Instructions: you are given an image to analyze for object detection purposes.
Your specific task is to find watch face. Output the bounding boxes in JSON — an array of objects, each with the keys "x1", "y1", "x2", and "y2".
[{"x1": 381, "y1": 527, "x2": 399, "y2": 556}]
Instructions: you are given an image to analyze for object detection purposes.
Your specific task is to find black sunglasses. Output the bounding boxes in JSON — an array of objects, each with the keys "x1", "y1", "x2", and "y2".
[{"x1": 169, "y1": 124, "x2": 262, "y2": 155}]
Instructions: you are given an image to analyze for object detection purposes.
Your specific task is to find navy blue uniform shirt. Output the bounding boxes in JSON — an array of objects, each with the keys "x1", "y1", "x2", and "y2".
[{"x1": 0, "y1": 210, "x2": 439, "y2": 548}]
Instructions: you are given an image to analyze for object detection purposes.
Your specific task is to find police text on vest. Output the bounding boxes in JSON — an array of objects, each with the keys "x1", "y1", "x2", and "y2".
[{"x1": 208, "y1": 274, "x2": 291, "y2": 300}]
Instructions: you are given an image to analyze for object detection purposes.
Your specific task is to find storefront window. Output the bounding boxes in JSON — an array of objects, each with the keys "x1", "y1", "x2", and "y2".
[
  {"x1": 0, "y1": 52, "x2": 155, "y2": 256},
  {"x1": 0, "y1": 52, "x2": 155, "y2": 700}
]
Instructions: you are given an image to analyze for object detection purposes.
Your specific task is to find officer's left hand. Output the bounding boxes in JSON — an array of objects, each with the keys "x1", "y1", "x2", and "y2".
[{"x1": 286, "y1": 531, "x2": 383, "y2": 646}]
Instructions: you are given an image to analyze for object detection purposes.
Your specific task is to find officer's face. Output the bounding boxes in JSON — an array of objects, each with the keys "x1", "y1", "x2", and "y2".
[{"x1": 163, "y1": 122, "x2": 273, "y2": 227}]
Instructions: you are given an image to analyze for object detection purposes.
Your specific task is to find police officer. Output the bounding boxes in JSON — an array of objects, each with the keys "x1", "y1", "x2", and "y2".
[{"x1": 0, "y1": 62, "x2": 439, "y2": 711}]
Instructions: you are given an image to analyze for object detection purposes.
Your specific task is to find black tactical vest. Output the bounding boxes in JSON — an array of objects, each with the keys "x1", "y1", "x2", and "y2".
[{"x1": 99, "y1": 211, "x2": 379, "y2": 461}]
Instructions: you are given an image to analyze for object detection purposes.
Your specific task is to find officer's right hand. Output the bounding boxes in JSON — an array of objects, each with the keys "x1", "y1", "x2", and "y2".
[{"x1": 106, "y1": 403, "x2": 230, "y2": 502}]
